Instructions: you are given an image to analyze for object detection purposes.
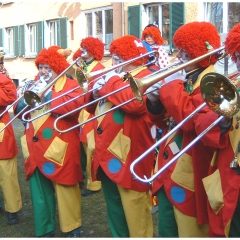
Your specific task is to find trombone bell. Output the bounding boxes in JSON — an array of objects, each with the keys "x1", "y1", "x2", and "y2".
[{"x1": 200, "y1": 72, "x2": 240, "y2": 117}]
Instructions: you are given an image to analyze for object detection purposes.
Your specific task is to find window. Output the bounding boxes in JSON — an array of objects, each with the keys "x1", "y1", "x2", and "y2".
[
  {"x1": 48, "y1": 20, "x2": 58, "y2": 46},
  {"x1": 26, "y1": 23, "x2": 37, "y2": 56},
  {"x1": 145, "y1": 4, "x2": 170, "y2": 46},
  {"x1": 85, "y1": 7, "x2": 113, "y2": 50},
  {"x1": 204, "y1": 2, "x2": 240, "y2": 33},
  {"x1": 5, "y1": 27, "x2": 14, "y2": 56}
]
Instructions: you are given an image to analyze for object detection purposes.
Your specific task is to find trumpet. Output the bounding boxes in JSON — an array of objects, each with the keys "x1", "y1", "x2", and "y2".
[{"x1": 129, "y1": 72, "x2": 240, "y2": 184}]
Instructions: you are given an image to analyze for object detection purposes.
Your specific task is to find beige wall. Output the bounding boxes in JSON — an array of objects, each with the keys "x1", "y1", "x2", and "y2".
[{"x1": 0, "y1": 2, "x2": 199, "y2": 85}]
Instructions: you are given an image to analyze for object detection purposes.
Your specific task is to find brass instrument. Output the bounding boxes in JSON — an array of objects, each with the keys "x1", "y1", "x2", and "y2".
[
  {"x1": 21, "y1": 51, "x2": 158, "y2": 123},
  {"x1": 130, "y1": 72, "x2": 240, "y2": 183},
  {"x1": 128, "y1": 46, "x2": 225, "y2": 103}
]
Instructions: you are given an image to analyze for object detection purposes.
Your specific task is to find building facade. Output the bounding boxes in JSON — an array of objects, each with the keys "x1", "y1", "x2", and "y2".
[{"x1": 0, "y1": 1, "x2": 239, "y2": 86}]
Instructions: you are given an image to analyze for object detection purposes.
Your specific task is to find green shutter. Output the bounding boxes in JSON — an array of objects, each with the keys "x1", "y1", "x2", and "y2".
[
  {"x1": 128, "y1": 5, "x2": 141, "y2": 38},
  {"x1": 0, "y1": 28, "x2": 3, "y2": 47},
  {"x1": 19, "y1": 25, "x2": 25, "y2": 56},
  {"x1": 14, "y1": 26, "x2": 19, "y2": 56},
  {"x1": 57, "y1": 17, "x2": 68, "y2": 48},
  {"x1": 170, "y1": 2, "x2": 185, "y2": 50},
  {"x1": 36, "y1": 21, "x2": 44, "y2": 54}
]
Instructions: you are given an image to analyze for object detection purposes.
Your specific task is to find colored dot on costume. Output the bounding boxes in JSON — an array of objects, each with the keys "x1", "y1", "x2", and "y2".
[
  {"x1": 42, "y1": 162, "x2": 55, "y2": 175},
  {"x1": 42, "y1": 128, "x2": 53, "y2": 139},
  {"x1": 170, "y1": 186, "x2": 186, "y2": 203},
  {"x1": 108, "y1": 158, "x2": 122, "y2": 173},
  {"x1": 113, "y1": 109, "x2": 124, "y2": 124}
]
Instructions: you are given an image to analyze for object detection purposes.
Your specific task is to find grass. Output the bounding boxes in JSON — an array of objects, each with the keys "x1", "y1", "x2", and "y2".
[{"x1": 0, "y1": 116, "x2": 158, "y2": 237}]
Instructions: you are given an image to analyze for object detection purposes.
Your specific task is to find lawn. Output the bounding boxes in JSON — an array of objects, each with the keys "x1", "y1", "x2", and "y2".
[{"x1": 0, "y1": 115, "x2": 158, "y2": 237}]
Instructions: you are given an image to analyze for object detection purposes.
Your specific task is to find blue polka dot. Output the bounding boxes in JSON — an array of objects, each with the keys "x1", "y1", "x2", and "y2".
[
  {"x1": 170, "y1": 186, "x2": 186, "y2": 203},
  {"x1": 42, "y1": 162, "x2": 55, "y2": 175},
  {"x1": 108, "y1": 158, "x2": 122, "y2": 173}
]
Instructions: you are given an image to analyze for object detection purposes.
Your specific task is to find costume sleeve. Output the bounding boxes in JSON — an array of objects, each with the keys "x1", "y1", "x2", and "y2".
[
  {"x1": 50, "y1": 78, "x2": 85, "y2": 117},
  {"x1": 159, "y1": 80, "x2": 204, "y2": 132},
  {"x1": 0, "y1": 74, "x2": 17, "y2": 106}
]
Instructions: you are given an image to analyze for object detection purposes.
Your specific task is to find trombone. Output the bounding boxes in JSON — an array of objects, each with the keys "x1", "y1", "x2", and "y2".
[
  {"x1": 129, "y1": 72, "x2": 240, "y2": 184},
  {"x1": 74, "y1": 50, "x2": 158, "y2": 92},
  {"x1": 21, "y1": 51, "x2": 157, "y2": 122}
]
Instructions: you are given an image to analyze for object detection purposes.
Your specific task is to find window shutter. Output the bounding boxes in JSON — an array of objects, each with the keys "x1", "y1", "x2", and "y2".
[
  {"x1": 170, "y1": 2, "x2": 185, "y2": 50},
  {"x1": 57, "y1": 17, "x2": 68, "y2": 49},
  {"x1": 14, "y1": 26, "x2": 19, "y2": 56},
  {"x1": 0, "y1": 28, "x2": 3, "y2": 47},
  {"x1": 128, "y1": 5, "x2": 141, "y2": 38},
  {"x1": 36, "y1": 21, "x2": 44, "y2": 54},
  {"x1": 19, "y1": 25, "x2": 25, "y2": 57}
]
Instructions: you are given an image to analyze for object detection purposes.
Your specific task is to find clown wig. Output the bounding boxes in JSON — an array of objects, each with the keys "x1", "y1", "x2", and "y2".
[
  {"x1": 141, "y1": 26, "x2": 164, "y2": 45},
  {"x1": 110, "y1": 35, "x2": 148, "y2": 66},
  {"x1": 35, "y1": 46, "x2": 71, "y2": 74},
  {"x1": 173, "y1": 21, "x2": 221, "y2": 67},
  {"x1": 225, "y1": 23, "x2": 240, "y2": 63},
  {"x1": 80, "y1": 37, "x2": 104, "y2": 61}
]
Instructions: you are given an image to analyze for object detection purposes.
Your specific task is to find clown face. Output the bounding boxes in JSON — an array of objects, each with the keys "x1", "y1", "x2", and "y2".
[
  {"x1": 112, "y1": 54, "x2": 123, "y2": 74},
  {"x1": 80, "y1": 47, "x2": 94, "y2": 62},
  {"x1": 145, "y1": 35, "x2": 155, "y2": 45},
  {"x1": 38, "y1": 64, "x2": 57, "y2": 82}
]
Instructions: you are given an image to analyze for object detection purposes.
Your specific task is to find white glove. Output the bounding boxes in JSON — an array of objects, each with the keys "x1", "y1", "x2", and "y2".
[
  {"x1": 93, "y1": 77, "x2": 105, "y2": 99},
  {"x1": 31, "y1": 80, "x2": 48, "y2": 93},
  {"x1": 146, "y1": 81, "x2": 163, "y2": 102},
  {"x1": 164, "y1": 71, "x2": 185, "y2": 83}
]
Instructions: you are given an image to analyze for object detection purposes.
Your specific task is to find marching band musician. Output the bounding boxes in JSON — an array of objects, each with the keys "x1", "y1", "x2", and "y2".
[
  {"x1": 145, "y1": 21, "x2": 221, "y2": 237},
  {"x1": 77, "y1": 36, "x2": 104, "y2": 196},
  {"x1": 199, "y1": 22, "x2": 240, "y2": 237},
  {"x1": 0, "y1": 52, "x2": 22, "y2": 225},
  {"x1": 13, "y1": 46, "x2": 85, "y2": 237},
  {"x1": 84, "y1": 35, "x2": 157, "y2": 237}
]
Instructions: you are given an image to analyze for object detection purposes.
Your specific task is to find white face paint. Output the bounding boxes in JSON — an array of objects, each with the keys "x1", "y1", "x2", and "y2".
[
  {"x1": 177, "y1": 48, "x2": 189, "y2": 64},
  {"x1": 39, "y1": 64, "x2": 52, "y2": 82},
  {"x1": 235, "y1": 52, "x2": 240, "y2": 73},
  {"x1": 112, "y1": 54, "x2": 123, "y2": 74}
]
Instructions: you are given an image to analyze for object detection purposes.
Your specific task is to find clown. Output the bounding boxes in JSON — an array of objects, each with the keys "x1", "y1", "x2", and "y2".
[
  {"x1": 199, "y1": 22, "x2": 240, "y2": 237},
  {"x1": 13, "y1": 46, "x2": 86, "y2": 237},
  {"x1": 141, "y1": 24, "x2": 170, "y2": 70},
  {"x1": 145, "y1": 21, "x2": 222, "y2": 237},
  {"x1": 85, "y1": 35, "x2": 156, "y2": 237}
]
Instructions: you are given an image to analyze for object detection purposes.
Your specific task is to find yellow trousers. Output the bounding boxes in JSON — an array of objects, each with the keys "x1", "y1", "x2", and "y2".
[{"x1": 0, "y1": 156, "x2": 22, "y2": 212}]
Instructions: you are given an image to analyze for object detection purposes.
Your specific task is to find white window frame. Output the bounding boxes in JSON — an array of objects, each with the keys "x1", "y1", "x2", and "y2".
[
  {"x1": 84, "y1": 6, "x2": 113, "y2": 52},
  {"x1": 25, "y1": 23, "x2": 37, "y2": 57},
  {"x1": 45, "y1": 20, "x2": 58, "y2": 48},
  {"x1": 4, "y1": 27, "x2": 14, "y2": 57}
]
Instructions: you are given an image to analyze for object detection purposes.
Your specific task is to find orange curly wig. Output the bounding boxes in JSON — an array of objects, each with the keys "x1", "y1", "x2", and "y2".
[
  {"x1": 80, "y1": 37, "x2": 104, "y2": 61},
  {"x1": 109, "y1": 35, "x2": 148, "y2": 66},
  {"x1": 72, "y1": 49, "x2": 82, "y2": 61},
  {"x1": 173, "y1": 21, "x2": 221, "y2": 67},
  {"x1": 225, "y1": 23, "x2": 240, "y2": 63},
  {"x1": 141, "y1": 26, "x2": 164, "y2": 45},
  {"x1": 35, "y1": 46, "x2": 70, "y2": 74}
]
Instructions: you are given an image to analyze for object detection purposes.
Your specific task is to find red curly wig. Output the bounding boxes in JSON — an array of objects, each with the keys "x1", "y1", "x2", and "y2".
[
  {"x1": 141, "y1": 26, "x2": 164, "y2": 45},
  {"x1": 173, "y1": 21, "x2": 221, "y2": 67},
  {"x1": 109, "y1": 35, "x2": 148, "y2": 66},
  {"x1": 35, "y1": 46, "x2": 71, "y2": 74},
  {"x1": 80, "y1": 37, "x2": 104, "y2": 61},
  {"x1": 225, "y1": 23, "x2": 240, "y2": 63},
  {"x1": 72, "y1": 49, "x2": 82, "y2": 61}
]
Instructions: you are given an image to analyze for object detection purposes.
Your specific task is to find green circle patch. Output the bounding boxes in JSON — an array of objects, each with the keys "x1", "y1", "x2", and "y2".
[{"x1": 42, "y1": 128, "x2": 53, "y2": 139}]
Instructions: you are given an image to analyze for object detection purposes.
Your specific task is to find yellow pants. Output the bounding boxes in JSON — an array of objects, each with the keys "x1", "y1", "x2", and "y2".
[
  {"x1": 0, "y1": 156, "x2": 22, "y2": 212},
  {"x1": 174, "y1": 206, "x2": 209, "y2": 237},
  {"x1": 82, "y1": 142, "x2": 101, "y2": 191}
]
